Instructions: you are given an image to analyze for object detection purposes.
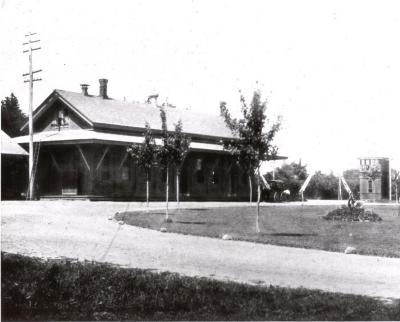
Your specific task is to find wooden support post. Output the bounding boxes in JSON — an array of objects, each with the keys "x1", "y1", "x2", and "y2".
[
  {"x1": 211, "y1": 158, "x2": 220, "y2": 171},
  {"x1": 226, "y1": 159, "x2": 234, "y2": 174},
  {"x1": 226, "y1": 160, "x2": 233, "y2": 196},
  {"x1": 49, "y1": 152, "x2": 61, "y2": 172},
  {"x1": 118, "y1": 151, "x2": 129, "y2": 169},
  {"x1": 96, "y1": 146, "x2": 110, "y2": 171},
  {"x1": 77, "y1": 145, "x2": 91, "y2": 172}
]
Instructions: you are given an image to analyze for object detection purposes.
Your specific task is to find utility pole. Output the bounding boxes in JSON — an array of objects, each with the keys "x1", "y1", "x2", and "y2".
[
  {"x1": 23, "y1": 32, "x2": 42, "y2": 200},
  {"x1": 389, "y1": 158, "x2": 392, "y2": 201}
]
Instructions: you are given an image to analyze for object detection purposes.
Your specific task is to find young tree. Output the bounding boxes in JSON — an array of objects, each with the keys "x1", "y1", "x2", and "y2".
[
  {"x1": 220, "y1": 90, "x2": 281, "y2": 233},
  {"x1": 157, "y1": 108, "x2": 176, "y2": 220},
  {"x1": 127, "y1": 123, "x2": 157, "y2": 208},
  {"x1": 170, "y1": 120, "x2": 191, "y2": 208},
  {"x1": 1, "y1": 93, "x2": 27, "y2": 137},
  {"x1": 220, "y1": 101, "x2": 256, "y2": 204}
]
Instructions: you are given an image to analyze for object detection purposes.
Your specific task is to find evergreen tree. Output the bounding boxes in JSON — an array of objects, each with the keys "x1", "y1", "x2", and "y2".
[{"x1": 1, "y1": 93, "x2": 27, "y2": 137}]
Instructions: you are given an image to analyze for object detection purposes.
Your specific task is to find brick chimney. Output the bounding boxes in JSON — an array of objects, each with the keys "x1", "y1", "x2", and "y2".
[
  {"x1": 80, "y1": 84, "x2": 89, "y2": 96},
  {"x1": 99, "y1": 79, "x2": 108, "y2": 99}
]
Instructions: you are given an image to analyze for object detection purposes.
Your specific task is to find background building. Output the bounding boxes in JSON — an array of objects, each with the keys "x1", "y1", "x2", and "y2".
[
  {"x1": 359, "y1": 157, "x2": 390, "y2": 201},
  {"x1": 1, "y1": 130, "x2": 28, "y2": 199}
]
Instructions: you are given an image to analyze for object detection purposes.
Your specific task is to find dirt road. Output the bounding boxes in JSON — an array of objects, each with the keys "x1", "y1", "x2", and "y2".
[{"x1": 2, "y1": 200, "x2": 400, "y2": 300}]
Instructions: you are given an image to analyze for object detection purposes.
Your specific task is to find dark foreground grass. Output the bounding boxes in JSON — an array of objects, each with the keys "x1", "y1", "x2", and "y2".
[
  {"x1": 2, "y1": 252, "x2": 399, "y2": 321},
  {"x1": 116, "y1": 205, "x2": 400, "y2": 257}
]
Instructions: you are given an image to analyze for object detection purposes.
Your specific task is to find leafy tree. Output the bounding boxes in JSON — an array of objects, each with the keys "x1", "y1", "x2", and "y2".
[
  {"x1": 127, "y1": 123, "x2": 157, "y2": 208},
  {"x1": 220, "y1": 90, "x2": 281, "y2": 233},
  {"x1": 306, "y1": 171, "x2": 339, "y2": 200},
  {"x1": 157, "y1": 108, "x2": 176, "y2": 220},
  {"x1": 265, "y1": 161, "x2": 308, "y2": 199},
  {"x1": 1, "y1": 93, "x2": 27, "y2": 137},
  {"x1": 170, "y1": 120, "x2": 191, "y2": 208}
]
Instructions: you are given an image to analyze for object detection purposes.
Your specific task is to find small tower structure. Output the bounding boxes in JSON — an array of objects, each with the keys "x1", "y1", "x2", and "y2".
[{"x1": 359, "y1": 157, "x2": 390, "y2": 201}]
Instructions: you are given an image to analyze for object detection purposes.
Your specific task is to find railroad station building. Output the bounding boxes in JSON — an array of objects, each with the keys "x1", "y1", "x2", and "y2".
[{"x1": 15, "y1": 79, "x2": 286, "y2": 201}]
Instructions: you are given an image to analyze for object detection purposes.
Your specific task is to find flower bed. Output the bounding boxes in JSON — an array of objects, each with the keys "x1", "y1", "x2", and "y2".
[{"x1": 324, "y1": 206, "x2": 382, "y2": 222}]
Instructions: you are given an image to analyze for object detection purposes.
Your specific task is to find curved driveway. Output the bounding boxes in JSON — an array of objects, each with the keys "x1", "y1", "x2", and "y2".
[{"x1": 2, "y1": 201, "x2": 400, "y2": 300}]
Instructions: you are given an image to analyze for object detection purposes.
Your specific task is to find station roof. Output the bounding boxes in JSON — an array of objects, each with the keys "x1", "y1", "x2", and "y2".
[
  {"x1": 25, "y1": 89, "x2": 236, "y2": 140},
  {"x1": 16, "y1": 86, "x2": 287, "y2": 159}
]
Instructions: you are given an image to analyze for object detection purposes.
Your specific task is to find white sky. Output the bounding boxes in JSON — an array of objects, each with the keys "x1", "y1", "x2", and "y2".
[{"x1": 1, "y1": 0, "x2": 399, "y2": 173}]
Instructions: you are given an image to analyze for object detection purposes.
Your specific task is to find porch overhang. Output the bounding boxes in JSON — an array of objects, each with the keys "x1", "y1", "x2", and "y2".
[
  {"x1": 13, "y1": 129, "x2": 226, "y2": 152},
  {"x1": 14, "y1": 129, "x2": 288, "y2": 158}
]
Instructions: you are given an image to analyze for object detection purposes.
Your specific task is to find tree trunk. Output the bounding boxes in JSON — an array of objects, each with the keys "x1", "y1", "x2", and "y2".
[
  {"x1": 396, "y1": 184, "x2": 398, "y2": 204},
  {"x1": 146, "y1": 173, "x2": 149, "y2": 210},
  {"x1": 165, "y1": 166, "x2": 169, "y2": 220},
  {"x1": 176, "y1": 172, "x2": 180, "y2": 208},
  {"x1": 248, "y1": 175, "x2": 253, "y2": 205},
  {"x1": 256, "y1": 167, "x2": 261, "y2": 233}
]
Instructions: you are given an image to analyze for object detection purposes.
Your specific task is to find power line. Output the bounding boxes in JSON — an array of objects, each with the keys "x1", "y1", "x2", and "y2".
[{"x1": 23, "y1": 32, "x2": 42, "y2": 200}]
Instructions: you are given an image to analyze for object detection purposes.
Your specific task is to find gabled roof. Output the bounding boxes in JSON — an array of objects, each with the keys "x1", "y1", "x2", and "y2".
[
  {"x1": 29, "y1": 89, "x2": 235, "y2": 140},
  {"x1": 1, "y1": 130, "x2": 28, "y2": 155}
]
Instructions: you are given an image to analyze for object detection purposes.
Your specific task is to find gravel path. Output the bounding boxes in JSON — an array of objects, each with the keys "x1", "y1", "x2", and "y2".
[{"x1": 2, "y1": 200, "x2": 400, "y2": 301}]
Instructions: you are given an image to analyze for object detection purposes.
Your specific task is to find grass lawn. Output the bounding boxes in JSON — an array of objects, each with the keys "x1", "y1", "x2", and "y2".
[
  {"x1": 2, "y1": 252, "x2": 400, "y2": 321},
  {"x1": 116, "y1": 204, "x2": 400, "y2": 257}
]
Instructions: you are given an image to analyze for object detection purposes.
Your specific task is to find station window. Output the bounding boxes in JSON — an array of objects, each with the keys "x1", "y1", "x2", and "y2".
[
  {"x1": 195, "y1": 158, "x2": 203, "y2": 170},
  {"x1": 195, "y1": 158, "x2": 204, "y2": 184},
  {"x1": 52, "y1": 108, "x2": 69, "y2": 129},
  {"x1": 58, "y1": 109, "x2": 69, "y2": 126},
  {"x1": 121, "y1": 165, "x2": 129, "y2": 181},
  {"x1": 368, "y1": 179, "x2": 373, "y2": 193},
  {"x1": 211, "y1": 170, "x2": 219, "y2": 184}
]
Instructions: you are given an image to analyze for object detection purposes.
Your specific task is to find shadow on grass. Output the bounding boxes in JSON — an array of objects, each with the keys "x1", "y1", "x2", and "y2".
[
  {"x1": 265, "y1": 232, "x2": 319, "y2": 237},
  {"x1": 175, "y1": 221, "x2": 207, "y2": 225}
]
